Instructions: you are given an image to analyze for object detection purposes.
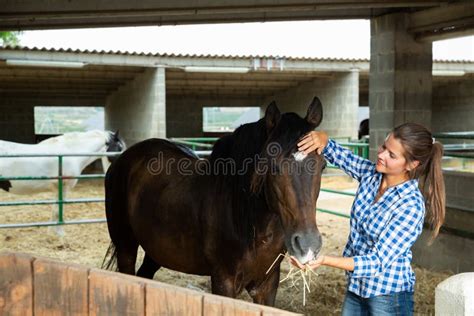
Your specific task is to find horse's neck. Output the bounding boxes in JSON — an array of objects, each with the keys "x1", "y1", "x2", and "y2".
[
  {"x1": 70, "y1": 138, "x2": 105, "y2": 152},
  {"x1": 209, "y1": 170, "x2": 268, "y2": 244},
  {"x1": 61, "y1": 135, "x2": 107, "y2": 172},
  {"x1": 208, "y1": 124, "x2": 271, "y2": 237}
]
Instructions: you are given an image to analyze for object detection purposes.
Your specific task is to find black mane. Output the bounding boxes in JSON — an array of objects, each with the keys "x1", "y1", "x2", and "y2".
[
  {"x1": 208, "y1": 119, "x2": 268, "y2": 245},
  {"x1": 207, "y1": 113, "x2": 314, "y2": 246},
  {"x1": 209, "y1": 119, "x2": 266, "y2": 162}
]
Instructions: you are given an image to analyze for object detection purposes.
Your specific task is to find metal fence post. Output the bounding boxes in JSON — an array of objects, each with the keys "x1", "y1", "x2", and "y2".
[{"x1": 58, "y1": 155, "x2": 64, "y2": 224}]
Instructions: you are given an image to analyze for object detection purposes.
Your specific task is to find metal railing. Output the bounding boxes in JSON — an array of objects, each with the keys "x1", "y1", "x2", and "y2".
[
  {"x1": 434, "y1": 132, "x2": 474, "y2": 172},
  {"x1": 4, "y1": 133, "x2": 470, "y2": 229},
  {"x1": 0, "y1": 152, "x2": 120, "y2": 229},
  {"x1": 433, "y1": 132, "x2": 474, "y2": 140},
  {"x1": 0, "y1": 138, "x2": 364, "y2": 229},
  {"x1": 172, "y1": 137, "x2": 361, "y2": 219}
]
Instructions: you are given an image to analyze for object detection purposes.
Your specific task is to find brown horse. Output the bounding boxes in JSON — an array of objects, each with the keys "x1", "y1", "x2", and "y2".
[{"x1": 103, "y1": 97, "x2": 326, "y2": 306}]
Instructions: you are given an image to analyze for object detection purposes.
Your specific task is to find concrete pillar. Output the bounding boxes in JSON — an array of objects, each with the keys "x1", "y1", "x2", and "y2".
[
  {"x1": 369, "y1": 13, "x2": 433, "y2": 159},
  {"x1": 105, "y1": 67, "x2": 166, "y2": 145},
  {"x1": 266, "y1": 71, "x2": 359, "y2": 139},
  {"x1": 154, "y1": 67, "x2": 167, "y2": 139},
  {"x1": 435, "y1": 273, "x2": 474, "y2": 315}
]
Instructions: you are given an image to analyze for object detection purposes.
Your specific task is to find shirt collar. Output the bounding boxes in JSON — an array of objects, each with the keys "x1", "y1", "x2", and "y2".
[
  {"x1": 375, "y1": 172, "x2": 419, "y2": 197},
  {"x1": 394, "y1": 178, "x2": 419, "y2": 197}
]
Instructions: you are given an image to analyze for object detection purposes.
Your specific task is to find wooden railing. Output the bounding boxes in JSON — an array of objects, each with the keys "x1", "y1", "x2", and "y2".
[{"x1": 0, "y1": 252, "x2": 298, "y2": 315}]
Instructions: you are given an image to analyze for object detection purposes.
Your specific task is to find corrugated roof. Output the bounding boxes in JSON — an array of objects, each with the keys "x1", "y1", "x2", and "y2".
[
  {"x1": 0, "y1": 45, "x2": 363, "y2": 63},
  {"x1": 1, "y1": 44, "x2": 471, "y2": 103},
  {"x1": 0, "y1": 45, "x2": 472, "y2": 64}
]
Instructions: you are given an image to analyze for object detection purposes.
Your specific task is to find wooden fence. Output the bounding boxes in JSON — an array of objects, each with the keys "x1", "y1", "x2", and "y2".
[{"x1": 0, "y1": 252, "x2": 298, "y2": 315}]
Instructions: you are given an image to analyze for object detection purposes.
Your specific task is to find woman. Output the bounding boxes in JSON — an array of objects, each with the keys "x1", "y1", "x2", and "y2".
[{"x1": 293, "y1": 123, "x2": 445, "y2": 315}]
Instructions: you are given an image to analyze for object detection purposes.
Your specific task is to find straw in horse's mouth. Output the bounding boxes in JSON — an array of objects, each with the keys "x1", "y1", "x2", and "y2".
[{"x1": 265, "y1": 252, "x2": 319, "y2": 306}]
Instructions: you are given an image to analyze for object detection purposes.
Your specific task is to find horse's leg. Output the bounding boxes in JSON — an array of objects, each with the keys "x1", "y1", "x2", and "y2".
[
  {"x1": 246, "y1": 266, "x2": 281, "y2": 306},
  {"x1": 48, "y1": 184, "x2": 70, "y2": 236},
  {"x1": 210, "y1": 272, "x2": 238, "y2": 298},
  {"x1": 48, "y1": 203, "x2": 65, "y2": 236},
  {"x1": 136, "y1": 253, "x2": 161, "y2": 279},
  {"x1": 101, "y1": 156, "x2": 111, "y2": 173},
  {"x1": 116, "y1": 238, "x2": 139, "y2": 275}
]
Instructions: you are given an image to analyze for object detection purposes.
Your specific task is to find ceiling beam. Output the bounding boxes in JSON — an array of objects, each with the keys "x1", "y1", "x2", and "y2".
[
  {"x1": 0, "y1": 76, "x2": 125, "y2": 85},
  {"x1": 166, "y1": 79, "x2": 299, "y2": 88},
  {"x1": 0, "y1": 88, "x2": 109, "y2": 96},
  {"x1": 0, "y1": 97, "x2": 105, "y2": 105},
  {"x1": 166, "y1": 89, "x2": 269, "y2": 97},
  {"x1": 166, "y1": 71, "x2": 334, "y2": 80},
  {"x1": 0, "y1": 83, "x2": 116, "y2": 92},
  {"x1": 1, "y1": 1, "x2": 443, "y2": 15},
  {"x1": 409, "y1": 1, "x2": 474, "y2": 42},
  {"x1": 0, "y1": 68, "x2": 140, "y2": 80},
  {"x1": 0, "y1": 1, "x2": 447, "y2": 30}
]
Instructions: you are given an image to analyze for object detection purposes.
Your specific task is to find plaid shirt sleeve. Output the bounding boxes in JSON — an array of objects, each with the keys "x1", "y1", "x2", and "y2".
[
  {"x1": 322, "y1": 139, "x2": 374, "y2": 182},
  {"x1": 352, "y1": 197, "x2": 425, "y2": 278}
]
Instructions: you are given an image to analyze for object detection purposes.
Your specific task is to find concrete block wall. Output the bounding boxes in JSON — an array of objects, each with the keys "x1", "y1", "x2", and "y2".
[
  {"x1": 0, "y1": 100, "x2": 35, "y2": 143},
  {"x1": 166, "y1": 96, "x2": 263, "y2": 137},
  {"x1": 443, "y1": 170, "x2": 474, "y2": 213},
  {"x1": 264, "y1": 71, "x2": 359, "y2": 139},
  {"x1": 369, "y1": 12, "x2": 432, "y2": 159},
  {"x1": 432, "y1": 78, "x2": 474, "y2": 133},
  {"x1": 412, "y1": 171, "x2": 474, "y2": 272},
  {"x1": 414, "y1": 228, "x2": 474, "y2": 273},
  {"x1": 105, "y1": 67, "x2": 166, "y2": 145}
]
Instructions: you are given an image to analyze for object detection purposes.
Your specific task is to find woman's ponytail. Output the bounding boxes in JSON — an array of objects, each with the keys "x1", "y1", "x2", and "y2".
[
  {"x1": 421, "y1": 142, "x2": 445, "y2": 240},
  {"x1": 393, "y1": 123, "x2": 446, "y2": 241}
]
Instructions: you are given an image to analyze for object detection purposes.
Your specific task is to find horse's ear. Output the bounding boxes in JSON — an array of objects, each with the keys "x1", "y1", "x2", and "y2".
[
  {"x1": 114, "y1": 130, "x2": 120, "y2": 139},
  {"x1": 265, "y1": 101, "x2": 281, "y2": 132},
  {"x1": 305, "y1": 97, "x2": 323, "y2": 128}
]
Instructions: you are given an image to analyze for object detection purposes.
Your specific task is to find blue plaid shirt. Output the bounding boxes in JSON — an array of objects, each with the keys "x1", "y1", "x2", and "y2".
[{"x1": 323, "y1": 139, "x2": 425, "y2": 298}]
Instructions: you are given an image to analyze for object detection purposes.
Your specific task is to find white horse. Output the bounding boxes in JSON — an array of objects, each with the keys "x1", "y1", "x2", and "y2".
[{"x1": 0, "y1": 130, "x2": 125, "y2": 233}]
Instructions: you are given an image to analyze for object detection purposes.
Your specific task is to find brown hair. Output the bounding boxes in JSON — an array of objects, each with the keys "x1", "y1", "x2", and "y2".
[{"x1": 392, "y1": 123, "x2": 445, "y2": 240}]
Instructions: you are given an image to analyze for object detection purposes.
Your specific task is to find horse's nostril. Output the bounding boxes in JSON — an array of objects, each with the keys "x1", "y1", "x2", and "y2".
[{"x1": 292, "y1": 234, "x2": 304, "y2": 255}]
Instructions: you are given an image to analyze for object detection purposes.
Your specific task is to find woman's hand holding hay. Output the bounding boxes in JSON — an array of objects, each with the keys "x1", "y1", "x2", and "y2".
[{"x1": 289, "y1": 255, "x2": 325, "y2": 271}]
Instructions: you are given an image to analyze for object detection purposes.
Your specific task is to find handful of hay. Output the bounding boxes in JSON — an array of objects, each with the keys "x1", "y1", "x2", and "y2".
[{"x1": 266, "y1": 253, "x2": 319, "y2": 306}]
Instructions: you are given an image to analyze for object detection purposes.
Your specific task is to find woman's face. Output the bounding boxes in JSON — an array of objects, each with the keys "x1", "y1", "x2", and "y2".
[{"x1": 376, "y1": 134, "x2": 411, "y2": 176}]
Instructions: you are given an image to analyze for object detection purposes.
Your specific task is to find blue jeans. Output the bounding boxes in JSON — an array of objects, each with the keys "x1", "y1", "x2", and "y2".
[{"x1": 341, "y1": 290, "x2": 414, "y2": 316}]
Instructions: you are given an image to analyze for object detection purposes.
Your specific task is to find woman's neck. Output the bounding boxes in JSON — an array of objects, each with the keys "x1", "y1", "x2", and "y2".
[{"x1": 381, "y1": 173, "x2": 410, "y2": 189}]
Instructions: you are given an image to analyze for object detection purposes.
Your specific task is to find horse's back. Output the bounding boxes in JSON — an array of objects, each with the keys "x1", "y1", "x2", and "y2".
[
  {"x1": 0, "y1": 140, "x2": 43, "y2": 153},
  {"x1": 106, "y1": 138, "x2": 202, "y2": 200},
  {"x1": 114, "y1": 138, "x2": 193, "y2": 157},
  {"x1": 104, "y1": 138, "x2": 211, "y2": 274}
]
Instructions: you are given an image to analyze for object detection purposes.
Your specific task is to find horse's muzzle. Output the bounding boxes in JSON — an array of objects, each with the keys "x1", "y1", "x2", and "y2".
[{"x1": 288, "y1": 230, "x2": 322, "y2": 264}]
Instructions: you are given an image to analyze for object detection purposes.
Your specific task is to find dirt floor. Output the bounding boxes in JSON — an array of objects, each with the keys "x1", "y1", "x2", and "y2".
[{"x1": 0, "y1": 175, "x2": 452, "y2": 315}]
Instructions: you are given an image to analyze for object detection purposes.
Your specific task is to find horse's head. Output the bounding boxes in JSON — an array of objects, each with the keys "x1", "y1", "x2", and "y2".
[
  {"x1": 251, "y1": 97, "x2": 325, "y2": 264},
  {"x1": 106, "y1": 130, "x2": 126, "y2": 163}
]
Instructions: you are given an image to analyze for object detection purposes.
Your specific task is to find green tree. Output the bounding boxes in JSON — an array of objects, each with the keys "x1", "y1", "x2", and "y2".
[{"x1": 0, "y1": 31, "x2": 21, "y2": 46}]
